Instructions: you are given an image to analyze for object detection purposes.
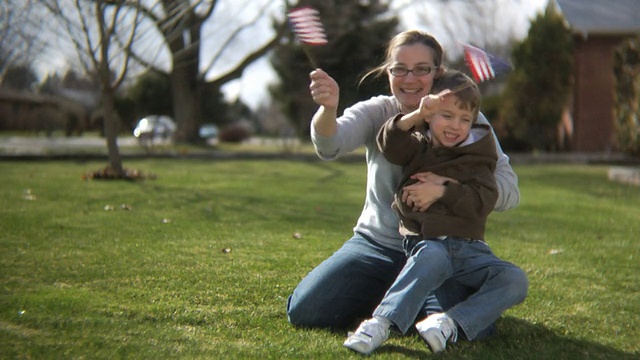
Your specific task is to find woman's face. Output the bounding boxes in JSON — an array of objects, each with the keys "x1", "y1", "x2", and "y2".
[{"x1": 388, "y1": 44, "x2": 439, "y2": 113}]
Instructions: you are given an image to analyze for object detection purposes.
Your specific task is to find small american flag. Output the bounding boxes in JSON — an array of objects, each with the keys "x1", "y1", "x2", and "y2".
[
  {"x1": 287, "y1": 7, "x2": 328, "y2": 46},
  {"x1": 463, "y1": 43, "x2": 512, "y2": 83}
]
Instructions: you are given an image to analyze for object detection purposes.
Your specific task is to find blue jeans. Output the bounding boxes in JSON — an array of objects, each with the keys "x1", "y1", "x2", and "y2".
[
  {"x1": 287, "y1": 233, "x2": 442, "y2": 329},
  {"x1": 373, "y1": 237, "x2": 529, "y2": 339}
]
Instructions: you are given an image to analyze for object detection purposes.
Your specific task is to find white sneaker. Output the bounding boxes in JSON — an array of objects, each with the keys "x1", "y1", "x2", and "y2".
[
  {"x1": 416, "y1": 313, "x2": 458, "y2": 353},
  {"x1": 343, "y1": 318, "x2": 390, "y2": 355}
]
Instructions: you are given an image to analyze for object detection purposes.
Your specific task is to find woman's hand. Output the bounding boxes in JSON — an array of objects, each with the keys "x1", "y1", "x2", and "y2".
[
  {"x1": 309, "y1": 69, "x2": 339, "y2": 109},
  {"x1": 402, "y1": 172, "x2": 459, "y2": 212},
  {"x1": 410, "y1": 171, "x2": 459, "y2": 186}
]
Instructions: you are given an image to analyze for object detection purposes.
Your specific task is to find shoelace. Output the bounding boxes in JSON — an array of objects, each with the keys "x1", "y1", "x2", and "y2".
[{"x1": 358, "y1": 320, "x2": 386, "y2": 340}]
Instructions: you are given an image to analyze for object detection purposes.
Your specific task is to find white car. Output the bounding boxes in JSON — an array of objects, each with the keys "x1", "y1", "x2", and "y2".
[
  {"x1": 133, "y1": 115, "x2": 176, "y2": 146},
  {"x1": 199, "y1": 124, "x2": 219, "y2": 145}
]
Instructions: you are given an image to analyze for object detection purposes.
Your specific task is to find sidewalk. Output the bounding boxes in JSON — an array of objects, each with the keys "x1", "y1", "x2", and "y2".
[
  {"x1": 0, "y1": 135, "x2": 349, "y2": 162},
  {"x1": 0, "y1": 135, "x2": 138, "y2": 157},
  {"x1": 0, "y1": 135, "x2": 638, "y2": 166}
]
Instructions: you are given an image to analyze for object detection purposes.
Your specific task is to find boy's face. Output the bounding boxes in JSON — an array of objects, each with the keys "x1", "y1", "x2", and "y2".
[{"x1": 425, "y1": 94, "x2": 474, "y2": 148}]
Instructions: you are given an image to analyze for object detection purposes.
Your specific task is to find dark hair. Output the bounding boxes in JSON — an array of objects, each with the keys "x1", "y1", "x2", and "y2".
[
  {"x1": 431, "y1": 70, "x2": 481, "y2": 121},
  {"x1": 359, "y1": 30, "x2": 445, "y2": 85}
]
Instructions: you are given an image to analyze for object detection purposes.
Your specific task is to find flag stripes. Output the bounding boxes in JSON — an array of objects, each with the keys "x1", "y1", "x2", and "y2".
[
  {"x1": 288, "y1": 7, "x2": 328, "y2": 46},
  {"x1": 463, "y1": 43, "x2": 512, "y2": 83}
]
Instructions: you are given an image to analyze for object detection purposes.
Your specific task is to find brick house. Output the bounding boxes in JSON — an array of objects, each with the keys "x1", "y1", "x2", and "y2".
[
  {"x1": 0, "y1": 88, "x2": 95, "y2": 135},
  {"x1": 552, "y1": 0, "x2": 640, "y2": 152},
  {"x1": 0, "y1": 89, "x2": 59, "y2": 133}
]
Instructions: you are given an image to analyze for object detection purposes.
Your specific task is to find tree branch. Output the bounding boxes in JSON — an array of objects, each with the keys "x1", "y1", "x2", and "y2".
[{"x1": 206, "y1": 18, "x2": 287, "y2": 89}]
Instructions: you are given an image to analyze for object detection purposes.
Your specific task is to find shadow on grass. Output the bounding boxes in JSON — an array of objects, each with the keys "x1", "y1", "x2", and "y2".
[
  {"x1": 373, "y1": 317, "x2": 637, "y2": 359},
  {"x1": 306, "y1": 160, "x2": 347, "y2": 183}
]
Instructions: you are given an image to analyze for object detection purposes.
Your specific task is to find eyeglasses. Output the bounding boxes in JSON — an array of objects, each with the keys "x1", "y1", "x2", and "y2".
[{"x1": 388, "y1": 66, "x2": 437, "y2": 77}]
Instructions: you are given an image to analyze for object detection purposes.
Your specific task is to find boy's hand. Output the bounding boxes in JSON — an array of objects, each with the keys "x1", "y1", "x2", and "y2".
[{"x1": 418, "y1": 89, "x2": 451, "y2": 119}]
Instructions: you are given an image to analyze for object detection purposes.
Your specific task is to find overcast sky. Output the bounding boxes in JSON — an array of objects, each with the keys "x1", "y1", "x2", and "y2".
[{"x1": 32, "y1": 0, "x2": 549, "y2": 111}]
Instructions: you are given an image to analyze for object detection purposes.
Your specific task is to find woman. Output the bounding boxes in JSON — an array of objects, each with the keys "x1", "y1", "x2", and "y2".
[{"x1": 286, "y1": 30, "x2": 520, "y2": 331}]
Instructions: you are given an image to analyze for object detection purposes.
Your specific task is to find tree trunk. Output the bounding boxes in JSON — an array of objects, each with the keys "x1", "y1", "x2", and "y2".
[
  {"x1": 171, "y1": 65, "x2": 202, "y2": 143},
  {"x1": 101, "y1": 87, "x2": 123, "y2": 176},
  {"x1": 165, "y1": 4, "x2": 203, "y2": 144}
]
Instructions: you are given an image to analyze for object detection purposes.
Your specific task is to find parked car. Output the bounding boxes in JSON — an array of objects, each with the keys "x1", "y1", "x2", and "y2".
[
  {"x1": 199, "y1": 124, "x2": 219, "y2": 145},
  {"x1": 133, "y1": 115, "x2": 176, "y2": 146}
]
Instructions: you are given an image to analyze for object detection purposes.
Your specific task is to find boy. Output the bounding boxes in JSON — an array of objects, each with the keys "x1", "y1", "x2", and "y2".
[{"x1": 343, "y1": 70, "x2": 528, "y2": 355}]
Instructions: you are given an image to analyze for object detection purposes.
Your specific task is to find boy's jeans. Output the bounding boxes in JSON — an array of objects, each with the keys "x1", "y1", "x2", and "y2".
[{"x1": 373, "y1": 236, "x2": 529, "y2": 339}]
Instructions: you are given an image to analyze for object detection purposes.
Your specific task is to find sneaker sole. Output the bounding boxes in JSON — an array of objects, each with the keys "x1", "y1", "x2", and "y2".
[{"x1": 343, "y1": 339, "x2": 374, "y2": 355}]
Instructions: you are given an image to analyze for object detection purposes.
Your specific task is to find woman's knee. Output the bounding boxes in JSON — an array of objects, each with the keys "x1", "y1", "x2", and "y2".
[
  {"x1": 286, "y1": 293, "x2": 324, "y2": 328},
  {"x1": 286, "y1": 292, "x2": 352, "y2": 329}
]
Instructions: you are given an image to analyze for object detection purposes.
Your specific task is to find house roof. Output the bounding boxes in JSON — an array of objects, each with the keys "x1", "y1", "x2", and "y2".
[
  {"x1": 552, "y1": 0, "x2": 640, "y2": 37},
  {"x1": 0, "y1": 89, "x2": 50, "y2": 104}
]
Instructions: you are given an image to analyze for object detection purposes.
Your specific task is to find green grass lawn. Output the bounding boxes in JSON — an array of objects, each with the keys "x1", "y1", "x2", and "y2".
[{"x1": 0, "y1": 159, "x2": 638, "y2": 359}]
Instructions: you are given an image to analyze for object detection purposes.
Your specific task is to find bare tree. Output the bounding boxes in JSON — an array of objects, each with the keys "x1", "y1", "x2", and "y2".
[
  {"x1": 128, "y1": 0, "x2": 290, "y2": 143},
  {"x1": 0, "y1": 0, "x2": 46, "y2": 84},
  {"x1": 40, "y1": 0, "x2": 143, "y2": 177}
]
